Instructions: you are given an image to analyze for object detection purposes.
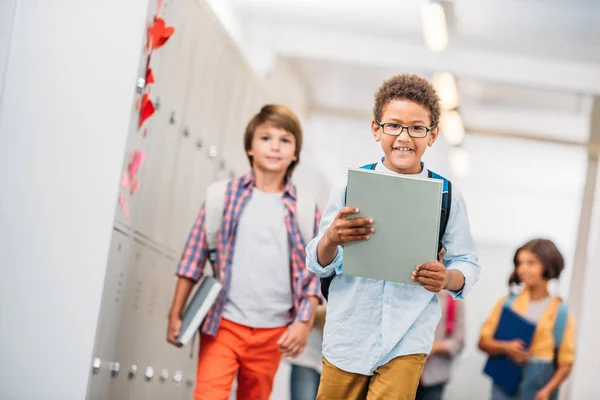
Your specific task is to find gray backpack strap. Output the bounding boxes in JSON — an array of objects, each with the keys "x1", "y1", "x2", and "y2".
[
  {"x1": 295, "y1": 192, "x2": 316, "y2": 246},
  {"x1": 204, "y1": 180, "x2": 229, "y2": 262}
]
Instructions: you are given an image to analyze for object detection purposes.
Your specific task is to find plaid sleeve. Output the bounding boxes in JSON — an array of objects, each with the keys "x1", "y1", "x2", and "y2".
[
  {"x1": 294, "y1": 204, "x2": 325, "y2": 323},
  {"x1": 176, "y1": 203, "x2": 209, "y2": 282}
]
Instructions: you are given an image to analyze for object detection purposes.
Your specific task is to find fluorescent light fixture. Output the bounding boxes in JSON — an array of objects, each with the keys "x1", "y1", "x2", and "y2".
[
  {"x1": 440, "y1": 110, "x2": 465, "y2": 145},
  {"x1": 448, "y1": 147, "x2": 470, "y2": 178},
  {"x1": 421, "y1": 0, "x2": 448, "y2": 52},
  {"x1": 432, "y1": 72, "x2": 459, "y2": 110}
]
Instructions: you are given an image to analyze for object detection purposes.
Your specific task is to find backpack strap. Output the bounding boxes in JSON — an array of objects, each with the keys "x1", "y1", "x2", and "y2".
[
  {"x1": 553, "y1": 301, "x2": 569, "y2": 351},
  {"x1": 295, "y1": 192, "x2": 316, "y2": 246},
  {"x1": 427, "y1": 170, "x2": 452, "y2": 253},
  {"x1": 503, "y1": 292, "x2": 518, "y2": 308},
  {"x1": 204, "y1": 179, "x2": 229, "y2": 264}
]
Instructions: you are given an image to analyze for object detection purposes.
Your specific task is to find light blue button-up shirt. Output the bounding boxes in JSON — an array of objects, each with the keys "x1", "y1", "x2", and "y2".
[{"x1": 306, "y1": 160, "x2": 480, "y2": 375}]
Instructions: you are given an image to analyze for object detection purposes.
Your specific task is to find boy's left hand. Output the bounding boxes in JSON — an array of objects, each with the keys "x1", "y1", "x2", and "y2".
[
  {"x1": 412, "y1": 248, "x2": 448, "y2": 292},
  {"x1": 277, "y1": 321, "x2": 311, "y2": 358}
]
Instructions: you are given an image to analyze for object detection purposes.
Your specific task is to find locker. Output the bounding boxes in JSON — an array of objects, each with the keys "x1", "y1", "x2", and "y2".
[
  {"x1": 113, "y1": 0, "x2": 161, "y2": 229},
  {"x1": 132, "y1": 0, "x2": 194, "y2": 250},
  {"x1": 167, "y1": 6, "x2": 226, "y2": 252},
  {"x1": 108, "y1": 242, "x2": 148, "y2": 400},
  {"x1": 214, "y1": 54, "x2": 247, "y2": 182},
  {"x1": 87, "y1": 229, "x2": 135, "y2": 399},
  {"x1": 90, "y1": 0, "x2": 313, "y2": 399}
]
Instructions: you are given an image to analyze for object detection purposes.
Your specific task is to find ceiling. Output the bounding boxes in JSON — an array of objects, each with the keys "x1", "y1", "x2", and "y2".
[
  {"x1": 228, "y1": 0, "x2": 599, "y2": 141},
  {"x1": 231, "y1": 0, "x2": 600, "y2": 64},
  {"x1": 223, "y1": 0, "x2": 598, "y2": 255}
]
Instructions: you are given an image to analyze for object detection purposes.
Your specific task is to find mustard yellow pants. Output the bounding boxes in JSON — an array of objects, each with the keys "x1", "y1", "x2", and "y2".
[{"x1": 316, "y1": 354, "x2": 427, "y2": 400}]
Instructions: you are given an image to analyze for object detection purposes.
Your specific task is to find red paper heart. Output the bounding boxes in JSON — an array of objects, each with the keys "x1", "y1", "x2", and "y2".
[
  {"x1": 118, "y1": 193, "x2": 130, "y2": 218},
  {"x1": 146, "y1": 67, "x2": 155, "y2": 85},
  {"x1": 128, "y1": 151, "x2": 145, "y2": 180},
  {"x1": 139, "y1": 94, "x2": 155, "y2": 128},
  {"x1": 147, "y1": 18, "x2": 174, "y2": 51}
]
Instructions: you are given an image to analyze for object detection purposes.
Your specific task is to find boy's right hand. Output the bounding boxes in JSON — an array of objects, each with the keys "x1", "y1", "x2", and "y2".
[
  {"x1": 324, "y1": 207, "x2": 375, "y2": 247},
  {"x1": 504, "y1": 339, "x2": 528, "y2": 364},
  {"x1": 167, "y1": 315, "x2": 183, "y2": 348}
]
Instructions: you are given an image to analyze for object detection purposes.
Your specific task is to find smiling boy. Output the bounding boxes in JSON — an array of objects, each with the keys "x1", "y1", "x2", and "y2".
[
  {"x1": 306, "y1": 74, "x2": 481, "y2": 400},
  {"x1": 167, "y1": 104, "x2": 322, "y2": 400}
]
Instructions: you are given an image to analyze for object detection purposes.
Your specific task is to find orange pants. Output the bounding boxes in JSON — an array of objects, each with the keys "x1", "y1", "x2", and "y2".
[{"x1": 194, "y1": 318, "x2": 287, "y2": 400}]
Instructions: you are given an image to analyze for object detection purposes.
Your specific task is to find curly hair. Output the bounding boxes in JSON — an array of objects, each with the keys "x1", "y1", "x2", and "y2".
[{"x1": 373, "y1": 74, "x2": 441, "y2": 128}]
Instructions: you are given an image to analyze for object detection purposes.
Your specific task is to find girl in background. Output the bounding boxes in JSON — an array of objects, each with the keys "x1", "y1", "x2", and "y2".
[{"x1": 478, "y1": 239, "x2": 576, "y2": 400}]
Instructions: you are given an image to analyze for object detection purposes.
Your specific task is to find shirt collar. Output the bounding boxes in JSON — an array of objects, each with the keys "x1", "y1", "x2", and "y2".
[
  {"x1": 375, "y1": 157, "x2": 428, "y2": 178},
  {"x1": 240, "y1": 170, "x2": 297, "y2": 200}
]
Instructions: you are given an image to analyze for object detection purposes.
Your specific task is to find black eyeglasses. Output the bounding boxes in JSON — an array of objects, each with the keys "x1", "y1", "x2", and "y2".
[{"x1": 376, "y1": 119, "x2": 436, "y2": 138}]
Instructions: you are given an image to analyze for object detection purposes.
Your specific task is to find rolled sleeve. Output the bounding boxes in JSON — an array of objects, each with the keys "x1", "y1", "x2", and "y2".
[
  {"x1": 294, "y1": 296, "x2": 315, "y2": 323},
  {"x1": 305, "y1": 174, "x2": 348, "y2": 279},
  {"x1": 442, "y1": 185, "x2": 481, "y2": 299},
  {"x1": 176, "y1": 203, "x2": 209, "y2": 282},
  {"x1": 306, "y1": 235, "x2": 343, "y2": 278}
]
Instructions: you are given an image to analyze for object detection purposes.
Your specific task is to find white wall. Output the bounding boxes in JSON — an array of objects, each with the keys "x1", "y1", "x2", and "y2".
[{"x1": 0, "y1": 1, "x2": 150, "y2": 399}]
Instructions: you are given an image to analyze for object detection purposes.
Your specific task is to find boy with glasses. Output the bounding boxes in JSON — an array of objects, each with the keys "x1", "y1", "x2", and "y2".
[{"x1": 306, "y1": 74, "x2": 481, "y2": 400}]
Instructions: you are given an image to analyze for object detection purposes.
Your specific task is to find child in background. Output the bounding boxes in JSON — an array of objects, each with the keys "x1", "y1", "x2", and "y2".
[
  {"x1": 287, "y1": 304, "x2": 327, "y2": 400},
  {"x1": 478, "y1": 239, "x2": 576, "y2": 400},
  {"x1": 166, "y1": 105, "x2": 322, "y2": 400},
  {"x1": 416, "y1": 290, "x2": 465, "y2": 400}
]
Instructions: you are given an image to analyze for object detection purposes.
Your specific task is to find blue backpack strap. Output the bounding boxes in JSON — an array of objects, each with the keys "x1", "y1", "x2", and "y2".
[
  {"x1": 552, "y1": 300, "x2": 569, "y2": 369},
  {"x1": 503, "y1": 292, "x2": 518, "y2": 308},
  {"x1": 553, "y1": 301, "x2": 568, "y2": 350},
  {"x1": 427, "y1": 170, "x2": 452, "y2": 253},
  {"x1": 362, "y1": 163, "x2": 377, "y2": 171}
]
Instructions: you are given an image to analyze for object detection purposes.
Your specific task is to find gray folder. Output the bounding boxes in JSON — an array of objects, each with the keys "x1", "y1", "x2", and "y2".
[{"x1": 343, "y1": 167, "x2": 443, "y2": 285}]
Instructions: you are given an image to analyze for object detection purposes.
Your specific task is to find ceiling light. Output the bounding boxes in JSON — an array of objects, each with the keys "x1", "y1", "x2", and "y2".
[
  {"x1": 421, "y1": 0, "x2": 448, "y2": 52},
  {"x1": 432, "y1": 72, "x2": 459, "y2": 110},
  {"x1": 440, "y1": 110, "x2": 465, "y2": 145}
]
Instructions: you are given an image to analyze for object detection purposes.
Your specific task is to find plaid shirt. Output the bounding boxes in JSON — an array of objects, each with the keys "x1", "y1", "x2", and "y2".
[{"x1": 176, "y1": 171, "x2": 322, "y2": 337}]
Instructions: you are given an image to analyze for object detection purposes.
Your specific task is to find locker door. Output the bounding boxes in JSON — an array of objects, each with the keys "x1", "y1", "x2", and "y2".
[
  {"x1": 167, "y1": 8, "x2": 225, "y2": 252},
  {"x1": 155, "y1": 253, "x2": 190, "y2": 399},
  {"x1": 229, "y1": 74, "x2": 262, "y2": 177},
  {"x1": 217, "y1": 64, "x2": 254, "y2": 182},
  {"x1": 113, "y1": 0, "x2": 161, "y2": 230},
  {"x1": 200, "y1": 44, "x2": 237, "y2": 185},
  {"x1": 186, "y1": 32, "x2": 228, "y2": 218},
  {"x1": 106, "y1": 241, "x2": 150, "y2": 400},
  {"x1": 133, "y1": 0, "x2": 192, "y2": 250},
  {"x1": 133, "y1": 245, "x2": 166, "y2": 400},
  {"x1": 87, "y1": 230, "x2": 135, "y2": 399}
]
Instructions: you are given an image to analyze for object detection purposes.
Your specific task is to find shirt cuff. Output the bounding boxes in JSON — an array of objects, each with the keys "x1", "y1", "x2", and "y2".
[
  {"x1": 446, "y1": 262, "x2": 478, "y2": 299},
  {"x1": 294, "y1": 296, "x2": 314, "y2": 324},
  {"x1": 305, "y1": 236, "x2": 343, "y2": 278}
]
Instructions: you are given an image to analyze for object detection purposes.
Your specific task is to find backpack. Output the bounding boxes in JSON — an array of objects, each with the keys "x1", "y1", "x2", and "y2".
[
  {"x1": 320, "y1": 163, "x2": 453, "y2": 300},
  {"x1": 503, "y1": 293, "x2": 569, "y2": 369},
  {"x1": 203, "y1": 179, "x2": 316, "y2": 265},
  {"x1": 445, "y1": 294, "x2": 457, "y2": 337}
]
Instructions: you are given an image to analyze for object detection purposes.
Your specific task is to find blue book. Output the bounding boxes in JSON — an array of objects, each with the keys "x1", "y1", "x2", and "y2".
[{"x1": 483, "y1": 306, "x2": 536, "y2": 394}]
